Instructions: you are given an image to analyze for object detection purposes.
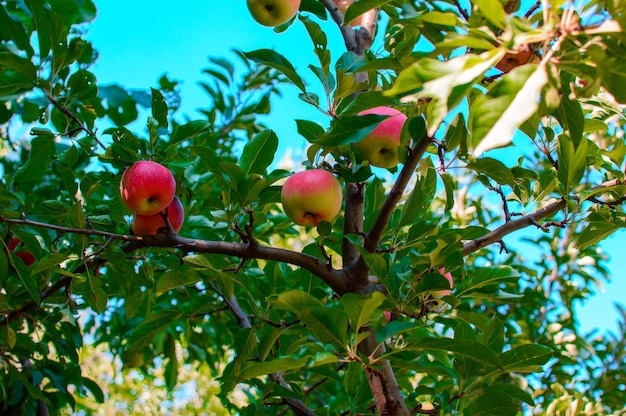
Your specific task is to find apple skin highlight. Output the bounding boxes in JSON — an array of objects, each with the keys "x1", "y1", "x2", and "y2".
[
  {"x1": 120, "y1": 161, "x2": 176, "y2": 216},
  {"x1": 356, "y1": 107, "x2": 407, "y2": 169},
  {"x1": 281, "y1": 169, "x2": 343, "y2": 227}
]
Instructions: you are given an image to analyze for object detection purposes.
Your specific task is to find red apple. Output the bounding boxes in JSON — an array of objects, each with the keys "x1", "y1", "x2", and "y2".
[
  {"x1": 356, "y1": 107, "x2": 407, "y2": 169},
  {"x1": 120, "y1": 161, "x2": 176, "y2": 216},
  {"x1": 281, "y1": 169, "x2": 343, "y2": 227},
  {"x1": 7, "y1": 238, "x2": 36, "y2": 266},
  {"x1": 247, "y1": 0, "x2": 301, "y2": 27},
  {"x1": 132, "y1": 197, "x2": 185, "y2": 236}
]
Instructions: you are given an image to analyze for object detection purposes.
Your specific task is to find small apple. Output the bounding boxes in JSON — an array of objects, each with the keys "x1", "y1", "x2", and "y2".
[
  {"x1": 247, "y1": 0, "x2": 301, "y2": 27},
  {"x1": 281, "y1": 169, "x2": 343, "y2": 227},
  {"x1": 120, "y1": 161, "x2": 176, "y2": 216},
  {"x1": 132, "y1": 196, "x2": 185, "y2": 236},
  {"x1": 333, "y1": 0, "x2": 363, "y2": 27},
  {"x1": 7, "y1": 238, "x2": 36, "y2": 266},
  {"x1": 355, "y1": 107, "x2": 407, "y2": 169}
]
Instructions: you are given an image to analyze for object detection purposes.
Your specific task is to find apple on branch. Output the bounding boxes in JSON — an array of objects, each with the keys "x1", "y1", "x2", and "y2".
[
  {"x1": 355, "y1": 106, "x2": 407, "y2": 169},
  {"x1": 247, "y1": 0, "x2": 301, "y2": 27},
  {"x1": 120, "y1": 161, "x2": 176, "y2": 216},
  {"x1": 281, "y1": 169, "x2": 343, "y2": 227},
  {"x1": 132, "y1": 196, "x2": 185, "y2": 236}
]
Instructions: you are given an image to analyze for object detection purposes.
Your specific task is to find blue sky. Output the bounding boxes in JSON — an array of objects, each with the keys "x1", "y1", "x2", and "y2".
[{"x1": 85, "y1": 0, "x2": 626, "y2": 335}]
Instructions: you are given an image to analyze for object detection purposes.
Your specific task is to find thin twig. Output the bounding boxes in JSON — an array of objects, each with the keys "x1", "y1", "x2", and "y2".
[{"x1": 42, "y1": 90, "x2": 107, "y2": 150}]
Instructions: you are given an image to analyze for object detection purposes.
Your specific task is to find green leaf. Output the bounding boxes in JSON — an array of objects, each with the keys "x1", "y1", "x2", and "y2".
[
  {"x1": 0, "y1": 5, "x2": 33, "y2": 55},
  {"x1": 237, "y1": 355, "x2": 311, "y2": 382},
  {"x1": 73, "y1": 272, "x2": 108, "y2": 314},
  {"x1": 473, "y1": 0, "x2": 507, "y2": 29},
  {"x1": 467, "y1": 392, "x2": 519, "y2": 416},
  {"x1": 30, "y1": 253, "x2": 68, "y2": 275},
  {"x1": 14, "y1": 135, "x2": 56, "y2": 184},
  {"x1": 274, "y1": 291, "x2": 348, "y2": 349},
  {"x1": 296, "y1": 119, "x2": 326, "y2": 143},
  {"x1": 151, "y1": 87, "x2": 168, "y2": 128},
  {"x1": 556, "y1": 134, "x2": 587, "y2": 194},
  {"x1": 466, "y1": 157, "x2": 516, "y2": 187},
  {"x1": 316, "y1": 114, "x2": 387, "y2": 146},
  {"x1": 67, "y1": 69, "x2": 97, "y2": 100},
  {"x1": 556, "y1": 97, "x2": 584, "y2": 149},
  {"x1": 409, "y1": 337, "x2": 502, "y2": 368},
  {"x1": 26, "y1": 0, "x2": 67, "y2": 60},
  {"x1": 500, "y1": 344, "x2": 553, "y2": 372},
  {"x1": 341, "y1": 292, "x2": 386, "y2": 331},
  {"x1": 386, "y1": 50, "x2": 505, "y2": 135},
  {"x1": 455, "y1": 266, "x2": 520, "y2": 298},
  {"x1": 472, "y1": 63, "x2": 548, "y2": 156},
  {"x1": 240, "y1": 129, "x2": 278, "y2": 176},
  {"x1": 300, "y1": 306, "x2": 349, "y2": 350},
  {"x1": 243, "y1": 49, "x2": 306, "y2": 92},
  {"x1": 170, "y1": 120, "x2": 212, "y2": 145},
  {"x1": 488, "y1": 382, "x2": 535, "y2": 406},
  {"x1": 577, "y1": 212, "x2": 625, "y2": 249},
  {"x1": 274, "y1": 290, "x2": 322, "y2": 315},
  {"x1": 481, "y1": 316, "x2": 505, "y2": 353},
  {"x1": 156, "y1": 269, "x2": 202, "y2": 297},
  {"x1": 126, "y1": 310, "x2": 182, "y2": 351},
  {"x1": 344, "y1": 0, "x2": 393, "y2": 26}
]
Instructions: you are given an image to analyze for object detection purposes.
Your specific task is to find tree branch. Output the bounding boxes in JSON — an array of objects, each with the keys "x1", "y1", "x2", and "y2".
[
  {"x1": 462, "y1": 198, "x2": 567, "y2": 256},
  {"x1": 42, "y1": 90, "x2": 107, "y2": 150},
  {"x1": 0, "y1": 215, "x2": 349, "y2": 298},
  {"x1": 364, "y1": 133, "x2": 433, "y2": 253}
]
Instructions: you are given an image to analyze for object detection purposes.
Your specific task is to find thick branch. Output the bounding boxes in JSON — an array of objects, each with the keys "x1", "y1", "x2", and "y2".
[
  {"x1": 462, "y1": 198, "x2": 566, "y2": 256},
  {"x1": 364, "y1": 134, "x2": 433, "y2": 253},
  {"x1": 358, "y1": 329, "x2": 411, "y2": 416},
  {"x1": 0, "y1": 214, "x2": 347, "y2": 294},
  {"x1": 342, "y1": 182, "x2": 370, "y2": 290}
]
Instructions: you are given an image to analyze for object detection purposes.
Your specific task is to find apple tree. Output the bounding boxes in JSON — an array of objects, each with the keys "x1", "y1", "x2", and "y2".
[{"x1": 1, "y1": 0, "x2": 626, "y2": 415}]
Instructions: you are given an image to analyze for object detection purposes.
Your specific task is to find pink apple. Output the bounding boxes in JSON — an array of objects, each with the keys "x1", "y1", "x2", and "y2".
[
  {"x1": 247, "y1": 0, "x2": 301, "y2": 27},
  {"x1": 120, "y1": 161, "x2": 176, "y2": 216},
  {"x1": 132, "y1": 197, "x2": 185, "y2": 236},
  {"x1": 281, "y1": 169, "x2": 343, "y2": 227},
  {"x1": 356, "y1": 106, "x2": 407, "y2": 169}
]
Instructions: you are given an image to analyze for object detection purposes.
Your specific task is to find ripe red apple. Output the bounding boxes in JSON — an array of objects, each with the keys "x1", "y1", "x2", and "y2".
[
  {"x1": 132, "y1": 197, "x2": 185, "y2": 236},
  {"x1": 7, "y1": 238, "x2": 36, "y2": 266},
  {"x1": 120, "y1": 161, "x2": 176, "y2": 216},
  {"x1": 281, "y1": 169, "x2": 343, "y2": 227},
  {"x1": 356, "y1": 107, "x2": 407, "y2": 169},
  {"x1": 247, "y1": 0, "x2": 301, "y2": 27},
  {"x1": 333, "y1": 0, "x2": 363, "y2": 27}
]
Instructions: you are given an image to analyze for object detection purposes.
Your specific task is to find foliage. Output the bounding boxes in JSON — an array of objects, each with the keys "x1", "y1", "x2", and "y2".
[{"x1": 1, "y1": 0, "x2": 626, "y2": 415}]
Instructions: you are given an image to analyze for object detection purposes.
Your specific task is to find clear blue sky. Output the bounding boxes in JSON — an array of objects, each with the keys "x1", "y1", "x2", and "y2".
[{"x1": 85, "y1": 0, "x2": 625, "y2": 335}]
